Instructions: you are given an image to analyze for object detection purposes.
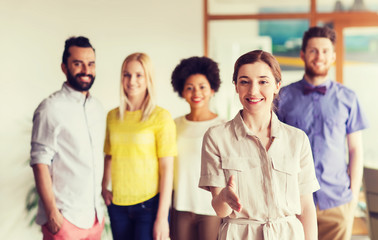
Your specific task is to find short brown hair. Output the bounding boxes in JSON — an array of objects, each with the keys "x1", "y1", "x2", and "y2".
[
  {"x1": 301, "y1": 26, "x2": 336, "y2": 52},
  {"x1": 232, "y1": 50, "x2": 281, "y2": 85}
]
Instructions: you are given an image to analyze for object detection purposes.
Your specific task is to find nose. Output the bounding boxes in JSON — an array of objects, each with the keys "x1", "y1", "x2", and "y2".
[
  {"x1": 129, "y1": 75, "x2": 137, "y2": 85},
  {"x1": 193, "y1": 87, "x2": 200, "y2": 94},
  {"x1": 81, "y1": 64, "x2": 90, "y2": 75},
  {"x1": 248, "y1": 82, "x2": 258, "y2": 95}
]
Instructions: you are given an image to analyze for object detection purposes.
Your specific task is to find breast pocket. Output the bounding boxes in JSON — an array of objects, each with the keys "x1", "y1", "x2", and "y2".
[
  {"x1": 221, "y1": 156, "x2": 259, "y2": 205},
  {"x1": 271, "y1": 156, "x2": 300, "y2": 210}
]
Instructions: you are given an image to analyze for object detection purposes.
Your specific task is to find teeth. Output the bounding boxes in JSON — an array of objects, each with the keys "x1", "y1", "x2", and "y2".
[{"x1": 247, "y1": 98, "x2": 262, "y2": 103}]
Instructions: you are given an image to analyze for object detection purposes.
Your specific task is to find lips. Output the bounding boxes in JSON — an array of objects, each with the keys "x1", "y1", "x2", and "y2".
[
  {"x1": 76, "y1": 73, "x2": 94, "y2": 83},
  {"x1": 191, "y1": 97, "x2": 202, "y2": 103},
  {"x1": 246, "y1": 97, "x2": 263, "y2": 103}
]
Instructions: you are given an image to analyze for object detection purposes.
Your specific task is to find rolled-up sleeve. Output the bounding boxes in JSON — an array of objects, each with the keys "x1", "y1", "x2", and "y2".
[
  {"x1": 199, "y1": 128, "x2": 226, "y2": 191},
  {"x1": 30, "y1": 104, "x2": 57, "y2": 166}
]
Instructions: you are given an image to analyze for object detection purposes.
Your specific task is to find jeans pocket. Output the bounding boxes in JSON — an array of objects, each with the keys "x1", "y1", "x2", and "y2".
[{"x1": 140, "y1": 194, "x2": 159, "y2": 212}]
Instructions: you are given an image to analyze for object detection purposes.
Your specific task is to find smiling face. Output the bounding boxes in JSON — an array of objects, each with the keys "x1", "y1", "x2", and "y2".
[
  {"x1": 61, "y1": 46, "x2": 96, "y2": 94},
  {"x1": 235, "y1": 61, "x2": 281, "y2": 115},
  {"x1": 182, "y1": 74, "x2": 214, "y2": 110},
  {"x1": 301, "y1": 37, "x2": 336, "y2": 80},
  {"x1": 122, "y1": 60, "x2": 147, "y2": 100}
]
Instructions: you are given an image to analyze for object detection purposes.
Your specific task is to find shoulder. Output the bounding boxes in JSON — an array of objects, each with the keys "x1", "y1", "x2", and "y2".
[
  {"x1": 278, "y1": 121, "x2": 307, "y2": 140},
  {"x1": 151, "y1": 106, "x2": 174, "y2": 122},
  {"x1": 33, "y1": 89, "x2": 66, "y2": 116},
  {"x1": 106, "y1": 107, "x2": 120, "y2": 119},
  {"x1": 205, "y1": 120, "x2": 232, "y2": 138},
  {"x1": 279, "y1": 80, "x2": 302, "y2": 100},
  {"x1": 174, "y1": 115, "x2": 185, "y2": 125},
  {"x1": 331, "y1": 81, "x2": 358, "y2": 99}
]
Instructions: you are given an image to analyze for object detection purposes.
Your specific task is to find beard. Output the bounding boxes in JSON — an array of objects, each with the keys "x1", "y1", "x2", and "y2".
[
  {"x1": 66, "y1": 68, "x2": 95, "y2": 92},
  {"x1": 304, "y1": 63, "x2": 329, "y2": 78}
]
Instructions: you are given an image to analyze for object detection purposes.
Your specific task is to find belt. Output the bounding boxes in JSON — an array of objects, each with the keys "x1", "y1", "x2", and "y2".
[{"x1": 223, "y1": 215, "x2": 296, "y2": 240}]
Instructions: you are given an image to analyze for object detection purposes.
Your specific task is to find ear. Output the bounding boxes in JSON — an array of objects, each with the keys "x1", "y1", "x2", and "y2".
[
  {"x1": 300, "y1": 50, "x2": 305, "y2": 62},
  {"x1": 61, "y1": 63, "x2": 68, "y2": 76},
  {"x1": 234, "y1": 81, "x2": 239, "y2": 94},
  {"x1": 331, "y1": 51, "x2": 336, "y2": 63},
  {"x1": 210, "y1": 89, "x2": 215, "y2": 97},
  {"x1": 274, "y1": 81, "x2": 282, "y2": 94}
]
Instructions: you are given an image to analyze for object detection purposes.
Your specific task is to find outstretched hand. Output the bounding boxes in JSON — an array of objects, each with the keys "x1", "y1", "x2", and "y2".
[{"x1": 221, "y1": 175, "x2": 242, "y2": 212}]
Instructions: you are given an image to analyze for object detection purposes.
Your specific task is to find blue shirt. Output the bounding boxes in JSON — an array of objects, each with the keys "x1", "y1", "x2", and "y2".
[{"x1": 276, "y1": 78, "x2": 368, "y2": 210}]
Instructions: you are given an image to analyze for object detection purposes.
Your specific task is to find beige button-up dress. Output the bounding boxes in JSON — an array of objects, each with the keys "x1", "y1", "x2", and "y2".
[{"x1": 199, "y1": 111, "x2": 320, "y2": 240}]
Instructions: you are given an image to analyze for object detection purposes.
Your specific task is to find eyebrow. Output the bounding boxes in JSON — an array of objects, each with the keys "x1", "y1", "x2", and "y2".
[
  {"x1": 238, "y1": 75, "x2": 270, "y2": 79},
  {"x1": 72, "y1": 60, "x2": 95, "y2": 64}
]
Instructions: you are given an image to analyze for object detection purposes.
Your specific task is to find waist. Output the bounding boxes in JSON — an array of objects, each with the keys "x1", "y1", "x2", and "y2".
[
  {"x1": 224, "y1": 215, "x2": 298, "y2": 240},
  {"x1": 223, "y1": 215, "x2": 295, "y2": 225}
]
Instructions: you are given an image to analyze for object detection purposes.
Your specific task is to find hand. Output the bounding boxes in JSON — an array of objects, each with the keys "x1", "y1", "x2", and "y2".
[
  {"x1": 153, "y1": 217, "x2": 169, "y2": 240},
  {"x1": 46, "y1": 210, "x2": 64, "y2": 234},
  {"x1": 101, "y1": 188, "x2": 113, "y2": 206},
  {"x1": 221, "y1": 175, "x2": 242, "y2": 212}
]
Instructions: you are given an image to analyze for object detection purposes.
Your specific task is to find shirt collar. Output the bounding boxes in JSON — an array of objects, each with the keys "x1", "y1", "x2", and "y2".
[
  {"x1": 62, "y1": 82, "x2": 91, "y2": 104},
  {"x1": 300, "y1": 77, "x2": 331, "y2": 89},
  {"x1": 233, "y1": 110, "x2": 282, "y2": 141}
]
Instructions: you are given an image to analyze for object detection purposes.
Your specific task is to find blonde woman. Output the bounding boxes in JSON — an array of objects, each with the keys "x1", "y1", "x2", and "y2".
[{"x1": 101, "y1": 53, "x2": 177, "y2": 240}]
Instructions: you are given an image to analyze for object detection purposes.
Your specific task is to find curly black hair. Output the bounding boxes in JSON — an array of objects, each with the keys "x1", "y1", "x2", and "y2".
[{"x1": 171, "y1": 56, "x2": 221, "y2": 98}]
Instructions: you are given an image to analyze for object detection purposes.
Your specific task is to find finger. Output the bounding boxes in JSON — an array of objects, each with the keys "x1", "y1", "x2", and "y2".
[{"x1": 227, "y1": 175, "x2": 235, "y2": 187}]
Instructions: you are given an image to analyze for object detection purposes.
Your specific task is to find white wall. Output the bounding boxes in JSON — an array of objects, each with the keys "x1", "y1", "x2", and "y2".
[{"x1": 0, "y1": 0, "x2": 202, "y2": 239}]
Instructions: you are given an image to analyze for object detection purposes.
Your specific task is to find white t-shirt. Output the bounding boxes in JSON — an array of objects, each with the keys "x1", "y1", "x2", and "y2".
[{"x1": 173, "y1": 115, "x2": 225, "y2": 215}]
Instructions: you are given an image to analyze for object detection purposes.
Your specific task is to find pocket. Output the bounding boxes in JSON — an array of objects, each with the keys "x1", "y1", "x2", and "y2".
[
  {"x1": 52, "y1": 217, "x2": 67, "y2": 236},
  {"x1": 221, "y1": 157, "x2": 246, "y2": 171},
  {"x1": 140, "y1": 194, "x2": 159, "y2": 212},
  {"x1": 271, "y1": 156, "x2": 300, "y2": 209}
]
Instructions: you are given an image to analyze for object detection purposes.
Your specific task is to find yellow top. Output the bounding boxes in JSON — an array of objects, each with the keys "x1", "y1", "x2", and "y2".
[{"x1": 104, "y1": 106, "x2": 177, "y2": 205}]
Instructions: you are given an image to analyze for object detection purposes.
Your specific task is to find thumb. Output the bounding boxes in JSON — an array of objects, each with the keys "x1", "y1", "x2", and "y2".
[{"x1": 227, "y1": 175, "x2": 235, "y2": 188}]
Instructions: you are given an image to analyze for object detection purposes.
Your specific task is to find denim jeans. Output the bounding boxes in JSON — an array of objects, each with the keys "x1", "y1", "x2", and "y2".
[{"x1": 107, "y1": 194, "x2": 159, "y2": 240}]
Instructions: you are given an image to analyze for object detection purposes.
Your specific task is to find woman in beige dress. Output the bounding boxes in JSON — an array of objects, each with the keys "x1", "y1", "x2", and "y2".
[{"x1": 199, "y1": 50, "x2": 319, "y2": 240}]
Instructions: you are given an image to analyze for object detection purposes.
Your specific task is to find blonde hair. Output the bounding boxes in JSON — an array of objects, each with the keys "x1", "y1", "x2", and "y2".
[{"x1": 119, "y1": 53, "x2": 156, "y2": 121}]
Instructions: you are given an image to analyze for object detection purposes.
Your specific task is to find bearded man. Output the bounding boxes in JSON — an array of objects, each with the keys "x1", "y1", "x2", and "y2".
[
  {"x1": 276, "y1": 26, "x2": 368, "y2": 240},
  {"x1": 30, "y1": 36, "x2": 105, "y2": 240}
]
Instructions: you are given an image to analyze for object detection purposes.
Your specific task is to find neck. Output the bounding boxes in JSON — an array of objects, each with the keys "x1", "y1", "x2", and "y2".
[
  {"x1": 241, "y1": 109, "x2": 271, "y2": 133},
  {"x1": 304, "y1": 74, "x2": 327, "y2": 86},
  {"x1": 186, "y1": 107, "x2": 217, "y2": 121},
  {"x1": 65, "y1": 82, "x2": 89, "y2": 97},
  {"x1": 127, "y1": 95, "x2": 145, "y2": 111}
]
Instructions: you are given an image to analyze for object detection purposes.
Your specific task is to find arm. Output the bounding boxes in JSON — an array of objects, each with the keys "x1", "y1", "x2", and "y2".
[
  {"x1": 347, "y1": 131, "x2": 364, "y2": 202},
  {"x1": 153, "y1": 156, "x2": 174, "y2": 240},
  {"x1": 209, "y1": 175, "x2": 242, "y2": 218},
  {"x1": 32, "y1": 164, "x2": 63, "y2": 234},
  {"x1": 297, "y1": 193, "x2": 317, "y2": 240},
  {"x1": 101, "y1": 154, "x2": 113, "y2": 206}
]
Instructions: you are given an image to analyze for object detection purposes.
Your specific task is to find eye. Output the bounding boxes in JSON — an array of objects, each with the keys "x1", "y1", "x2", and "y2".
[
  {"x1": 185, "y1": 86, "x2": 193, "y2": 91},
  {"x1": 240, "y1": 80, "x2": 249, "y2": 85},
  {"x1": 200, "y1": 85, "x2": 206, "y2": 89},
  {"x1": 260, "y1": 80, "x2": 268, "y2": 84},
  {"x1": 309, "y1": 49, "x2": 317, "y2": 54},
  {"x1": 88, "y1": 62, "x2": 95, "y2": 67},
  {"x1": 123, "y1": 73, "x2": 131, "y2": 78},
  {"x1": 137, "y1": 74, "x2": 143, "y2": 78}
]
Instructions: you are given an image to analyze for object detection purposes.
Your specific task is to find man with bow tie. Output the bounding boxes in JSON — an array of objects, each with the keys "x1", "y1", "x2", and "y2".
[{"x1": 276, "y1": 26, "x2": 368, "y2": 240}]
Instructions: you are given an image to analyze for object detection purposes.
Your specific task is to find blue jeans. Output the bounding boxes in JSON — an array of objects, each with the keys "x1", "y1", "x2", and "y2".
[{"x1": 107, "y1": 194, "x2": 159, "y2": 240}]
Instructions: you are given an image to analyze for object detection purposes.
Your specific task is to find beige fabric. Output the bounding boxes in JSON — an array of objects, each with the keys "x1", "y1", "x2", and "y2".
[{"x1": 199, "y1": 111, "x2": 320, "y2": 240}]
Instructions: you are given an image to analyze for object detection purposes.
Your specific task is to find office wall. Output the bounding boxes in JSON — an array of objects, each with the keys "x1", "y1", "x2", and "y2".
[{"x1": 0, "y1": 0, "x2": 202, "y2": 239}]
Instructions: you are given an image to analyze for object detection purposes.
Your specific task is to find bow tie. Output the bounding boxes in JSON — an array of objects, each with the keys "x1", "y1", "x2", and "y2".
[{"x1": 303, "y1": 85, "x2": 326, "y2": 95}]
